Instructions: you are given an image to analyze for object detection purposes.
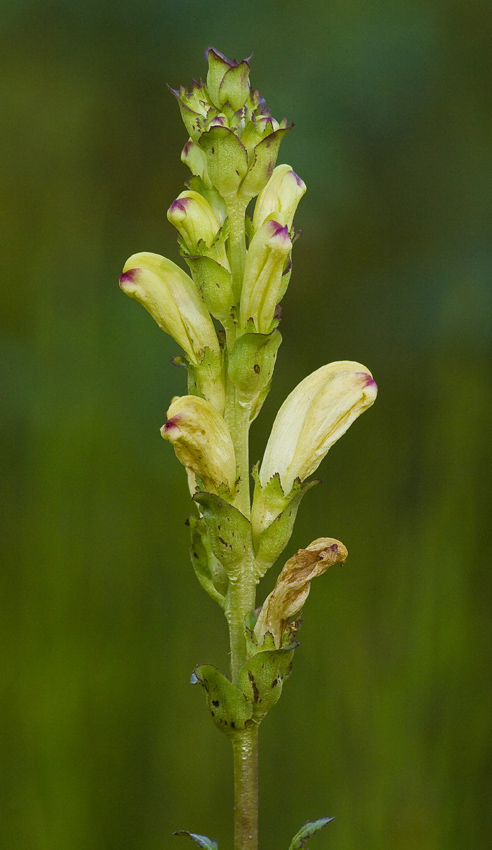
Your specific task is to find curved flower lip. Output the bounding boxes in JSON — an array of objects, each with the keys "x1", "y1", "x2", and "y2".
[
  {"x1": 120, "y1": 251, "x2": 219, "y2": 364},
  {"x1": 258, "y1": 361, "x2": 378, "y2": 493},
  {"x1": 290, "y1": 169, "x2": 304, "y2": 187}
]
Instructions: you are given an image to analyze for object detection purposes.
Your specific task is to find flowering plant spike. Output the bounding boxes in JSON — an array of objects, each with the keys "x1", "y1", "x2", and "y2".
[{"x1": 120, "y1": 47, "x2": 377, "y2": 850}]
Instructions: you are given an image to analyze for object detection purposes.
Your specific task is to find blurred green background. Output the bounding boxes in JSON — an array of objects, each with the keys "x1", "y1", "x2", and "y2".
[{"x1": 1, "y1": 1, "x2": 491, "y2": 848}]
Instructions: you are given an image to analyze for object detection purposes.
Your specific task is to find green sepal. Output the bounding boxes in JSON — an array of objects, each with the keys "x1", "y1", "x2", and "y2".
[
  {"x1": 227, "y1": 330, "x2": 282, "y2": 418},
  {"x1": 200, "y1": 127, "x2": 249, "y2": 203},
  {"x1": 238, "y1": 646, "x2": 294, "y2": 722},
  {"x1": 253, "y1": 477, "x2": 320, "y2": 578},
  {"x1": 192, "y1": 492, "x2": 252, "y2": 574},
  {"x1": 187, "y1": 346, "x2": 226, "y2": 416},
  {"x1": 191, "y1": 664, "x2": 254, "y2": 735},
  {"x1": 219, "y1": 62, "x2": 251, "y2": 111},
  {"x1": 185, "y1": 255, "x2": 234, "y2": 323},
  {"x1": 288, "y1": 818, "x2": 335, "y2": 850},
  {"x1": 239, "y1": 126, "x2": 293, "y2": 200},
  {"x1": 174, "y1": 831, "x2": 218, "y2": 850},
  {"x1": 188, "y1": 514, "x2": 228, "y2": 607}
]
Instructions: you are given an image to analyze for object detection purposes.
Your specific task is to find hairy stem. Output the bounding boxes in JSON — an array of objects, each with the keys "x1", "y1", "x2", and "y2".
[
  {"x1": 232, "y1": 724, "x2": 259, "y2": 850},
  {"x1": 227, "y1": 199, "x2": 248, "y2": 302},
  {"x1": 224, "y1": 198, "x2": 259, "y2": 850}
]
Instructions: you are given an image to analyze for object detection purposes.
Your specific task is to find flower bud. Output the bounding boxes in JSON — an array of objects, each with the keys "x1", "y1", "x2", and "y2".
[
  {"x1": 161, "y1": 395, "x2": 236, "y2": 493},
  {"x1": 254, "y1": 538, "x2": 348, "y2": 647},
  {"x1": 252, "y1": 164, "x2": 306, "y2": 231},
  {"x1": 239, "y1": 217, "x2": 292, "y2": 333},
  {"x1": 167, "y1": 191, "x2": 227, "y2": 264},
  {"x1": 119, "y1": 252, "x2": 219, "y2": 365},
  {"x1": 259, "y1": 361, "x2": 378, "y2": 494},
  {"x1": 206, "y1": 47, "x2": 251, "y2": 112}
]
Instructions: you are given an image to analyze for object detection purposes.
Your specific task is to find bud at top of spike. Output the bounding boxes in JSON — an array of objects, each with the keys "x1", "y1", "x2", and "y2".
[
  {"x1": 259, "y1": 361, "x2": 378, "y2": 494},
  {"x1": 161, "y1": 395, "x2": 236, "y2": 493},
  {"x1": 252, "y1": 164, "x2": 306, "y2": 231},
  {"x1": 171, "y1": 50, "x2": 292, "y2": 202},
  {"x1": 120, "y1": 252, "x2": 219, "y2": 365},
  {"x1": 206, "y1": 47, "x2": 252, "y2": 112}
]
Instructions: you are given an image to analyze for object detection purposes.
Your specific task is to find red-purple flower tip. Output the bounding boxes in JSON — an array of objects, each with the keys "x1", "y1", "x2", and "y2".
[
  {"x1": 162, "y1": 415, "x2": 182, "y2": 433},
  {"x1": 267, "y1": 221, "x2": 290, "y2": 242},
  {"x1": 357, "y1": 373, "x2": 378, "y2": 393},
  {"x1": 169, "y1": 198, "x2": 190, "y2": 215},
  {"x1": 289, "y1": 169, "x2": 304, "y2": 187},
  {"x1": 119, "y1": 270, "x2": 138, "y2": 290}
]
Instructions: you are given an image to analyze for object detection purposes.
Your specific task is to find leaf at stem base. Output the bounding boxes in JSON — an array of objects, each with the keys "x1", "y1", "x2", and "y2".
[
  {"x1": 174, "y1": 830, "x2": 218, "y2": 850},
  {"x1": 288, "y1": 817, "x2": 335, "y2": 850}
]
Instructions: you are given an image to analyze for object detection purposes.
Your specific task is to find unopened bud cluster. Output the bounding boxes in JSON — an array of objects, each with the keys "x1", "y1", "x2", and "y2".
[{"x1": 120, "y1": 48, "x2": 377, "y2": 734}]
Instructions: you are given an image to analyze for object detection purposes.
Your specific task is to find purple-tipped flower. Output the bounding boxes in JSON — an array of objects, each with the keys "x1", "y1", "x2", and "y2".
[
  {"x1": 120, "y1": 252, "x2": 219, "y2": 365},
  {"x1": 258, "y1": 362, "x2": 378, "y2": 495},
  {"x1": 167, "y1": 190, "x2": 228, "y2": 267},
  {"x1": 239, "y1": 215, "x2": 292, "y2": 333},
  {"x1": 161, "y1": 395, "x2": 236, "y2": 494},
  {"x1": 253, "y1": 164, "x2": 307, "y2": 231}
]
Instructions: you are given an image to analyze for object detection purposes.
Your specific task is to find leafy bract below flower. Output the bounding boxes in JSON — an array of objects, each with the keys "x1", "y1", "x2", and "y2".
[
  {"x1": 254, "y1": 537, "x2": 348, "y2": 648},
  {"x1": 259, "y1": 361, "x2": 378, "y2": 495},
  {"x1": 252, "y1": 164, "x2": 306, "y2": 232},
  {"x1": 161, "y1": 395, "x2": 236, "y2": 494},
  {"x1": 119, "y1": 252, "x2": 219, "y2": 366}
]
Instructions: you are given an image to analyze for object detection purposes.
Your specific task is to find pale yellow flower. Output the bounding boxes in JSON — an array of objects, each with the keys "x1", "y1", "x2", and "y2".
[{"x1": 161, "y1": 395, "x2": 236, "y2": 493}]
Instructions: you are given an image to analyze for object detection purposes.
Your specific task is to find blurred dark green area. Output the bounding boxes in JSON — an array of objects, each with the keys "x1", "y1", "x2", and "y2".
[{"x1": 1, "y1": 0, "x2": 492, "y2": 848}]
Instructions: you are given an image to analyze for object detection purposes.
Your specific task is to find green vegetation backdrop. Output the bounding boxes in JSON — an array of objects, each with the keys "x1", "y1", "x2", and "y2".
[{"x1": 1, "y1": 1, "x2": 491, "y2": 848}]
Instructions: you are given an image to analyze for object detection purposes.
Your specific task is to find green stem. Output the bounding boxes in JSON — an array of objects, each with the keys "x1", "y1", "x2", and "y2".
[
  {"x1": 232, "y1": 725, "x2": 259, "y2": 850},
  {"x1": 227, "y1": 199, "x2": 248, "y2": 302},
  {"x1": 223, "y1": 198, "x2": 259, "y2": 850}
]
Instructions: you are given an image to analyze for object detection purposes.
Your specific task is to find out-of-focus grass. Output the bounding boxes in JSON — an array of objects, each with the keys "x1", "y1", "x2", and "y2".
[{"x1": 1, "y1": 2, "x2": 491, "y2": 849}]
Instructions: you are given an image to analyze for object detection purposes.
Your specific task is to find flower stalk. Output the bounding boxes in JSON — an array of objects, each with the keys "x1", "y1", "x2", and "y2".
[{"x1": 120, "y1": 47, "x2": 377, "y2": 850}]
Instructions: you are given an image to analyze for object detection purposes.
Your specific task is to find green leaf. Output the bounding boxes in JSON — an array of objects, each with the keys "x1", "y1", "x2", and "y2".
[
  {"x1": 193, "y1": 492, "x2": 252, "y2": 574},
  {"x1": 238, "y1": 647, "x2": 294, "y2": 721},
  {"x1": 288, "y1": 818, "x2": 334, "y2": 850},
  {"x1": 200, "y1": 127, "x2": 249, "y2": 203},
  {"x1": 188, "y1": 514, "x2": 228, "y2": 607},
  {"x1": 228, "y1": 330, "x2": 282, "y2": 407},
  {"x1": 253, "y1": 478, "x2": 320, "y2": 578},
  {"x1": 185, "y1": 255, "x2": 233, "y2": 323},
  {"x1": 174, "y1": 830, "x2": 218, "y2": 850},
  {"x1": 191, "y1": 664, "x2": 253, "y2": 734}
]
